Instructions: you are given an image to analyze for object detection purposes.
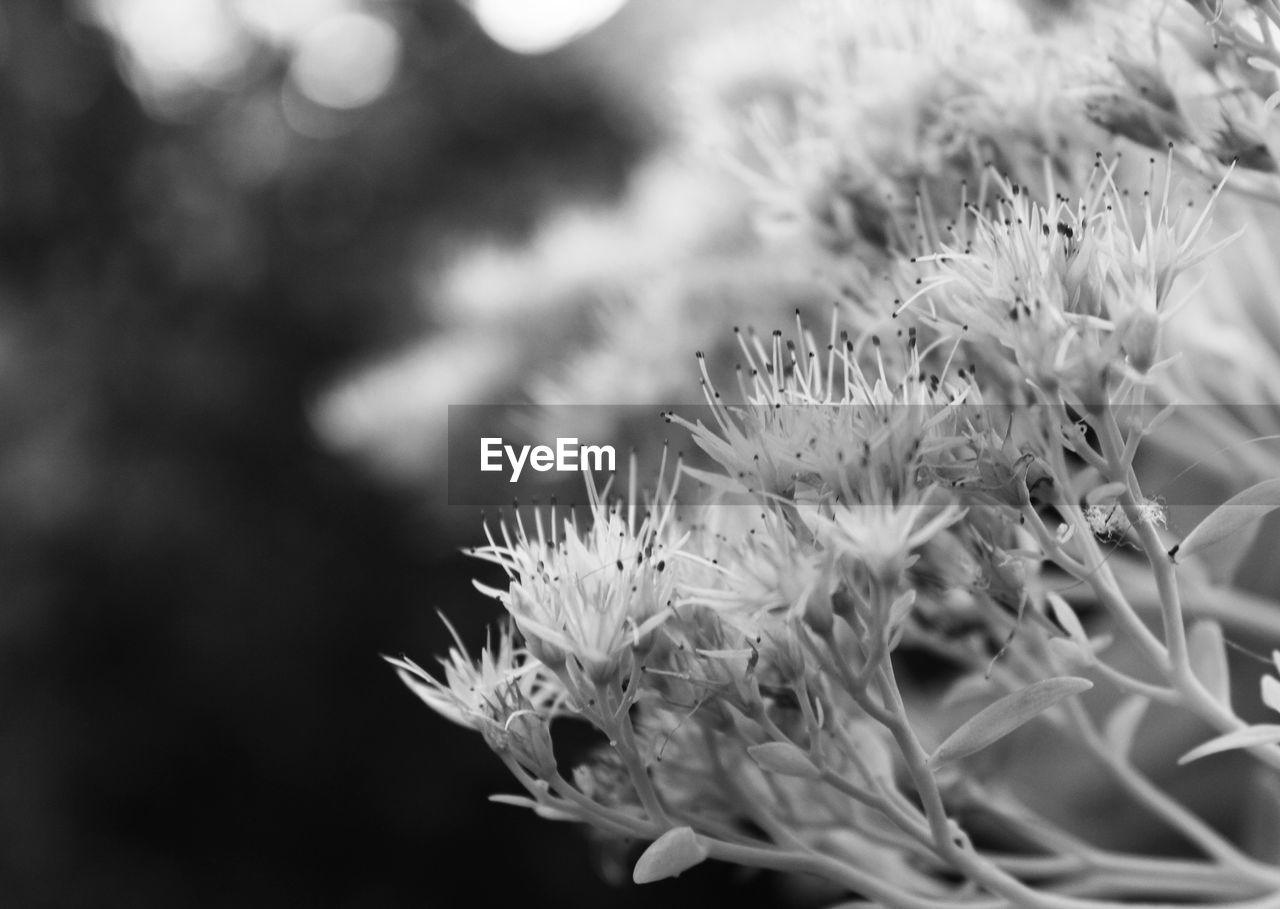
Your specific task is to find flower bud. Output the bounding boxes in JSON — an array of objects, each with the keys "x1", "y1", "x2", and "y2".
[
  {"x1": 832, "y1": 586, "x2": 861, "y2": 621},
  {"x1": 1214, "y1": 110, "x2": 1277, "y2": 173},
  {"x1": 1111, "y1": 56, "x2": 1178, "y2": 115},
  {"x1": 986, "y1": 547, "x2": 1028, "y2": 606},
  {"x1": 802, "y1": 589, "x2": 834, "y2": 636},
  {"x1": 584, "y1": 650, "x2": 624, "y2": 686},
  {"x1": 1071, "y1": 352, "x2": 1112, "y2": 414},
  {"x1": 522, "y1": 628, "x2": 567, "y2": 670},
  {"x1": 503, "y1": 711, "x2": 559, "y2": 779},
  {"x1": 760, "y1": 619, "x2": 809, "y2": 686},
  {"x1": 1120, "y1": 309, "x2": 1160, "y2": 374},
  {"x1": 1084, "y1": 93, "x2": 1187, "y2": 151}
]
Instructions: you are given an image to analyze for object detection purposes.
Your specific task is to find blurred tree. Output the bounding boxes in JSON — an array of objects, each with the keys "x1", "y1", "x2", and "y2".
[{"x1": 0, "y1": 1, "x2": 788, "y2": 906}]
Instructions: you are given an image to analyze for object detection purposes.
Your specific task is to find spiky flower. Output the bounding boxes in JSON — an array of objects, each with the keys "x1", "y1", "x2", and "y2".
[
  {"x1": 472, "y1": 469, "x2": 687, "y2": 686},
  {"x1": 386, "y1": 621, "x2": 562, "y2": 774},
  {"x1": 390, "y1": 3, "x2": 1280, "y2": 906},
  {"x1": 900, "y1": 157, "x2": 1236, "y2": 407}
]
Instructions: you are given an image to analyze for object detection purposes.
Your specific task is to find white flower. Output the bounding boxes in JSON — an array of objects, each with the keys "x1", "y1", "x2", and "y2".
[
  {"x1": 682, "y1": 508, "x2": 840, "y2": 633},
  {"x1": 673, "y1": 318, "x2": 976, "y2": 507},
  {"x1": 902, "y1": 158, "x2": 1237, "y2": 405},
  {"x1": 675, "y1": 319, "x2": 971, "y2": 603},
  {"x1": 473, "y1": 468, "x2": 687, "y2": 683},
  {"x1": 816, "y1": 492, "x2": 967, "y2": 589},
  {"x1": 386, "y1": 620, "x2": 563, "y2": 772},
  {"x1": 688, "y1": 0, "x2": 1088, "y2": 260}
]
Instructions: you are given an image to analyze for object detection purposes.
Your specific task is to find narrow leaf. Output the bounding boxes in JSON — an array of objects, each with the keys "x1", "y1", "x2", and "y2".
[
  {"x1": 1047, "y1": 592, "x2": 1091, "y2": 654},
  {"x1": 747, "y1": 742, "x2": 821, "y2": 779},
  {"x1": 633, "y1": 827, "x2": 710, "y2": 884},
  {"x1": 888, "y1": 589, "x2": 917, "y2": 627},
  {"x1": 1170, "y1": 479, "x2": 1280, "y2": 562},
  {"x1": 1103, "y1": 695, "x2": 1149, "y2": 757},
  {"x1": 930, "y1": 677, "x2": 1093, "y2": 767},
  {"x1": 489, "y1": 794, "x2": 538, "y2": 809},
  {"x1": 1178, "y1": 725, "x2": 1280, "y2": 765},
  {"x1": 1188, "y1": 620, "x2": 1232, "y2": 707},
  {"x1": 1046, "y1": 636, "x2": 1087, "y2": 667},
  {"x1": 1263, "y1": 675, "x2": 1280, "y2": 715},
  {"x1": 1088, "y1": 632, "x2": 1115, "y2": 656},
  {"x1": 488, "y1": 794, "x2": 577, "y2": 822},
  {"x1": 1190, "y1": 502, "x2": 1265, "y2": 586}
]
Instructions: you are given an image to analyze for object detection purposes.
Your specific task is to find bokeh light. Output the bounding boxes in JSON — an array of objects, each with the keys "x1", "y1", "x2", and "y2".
[
  {"x1": 469, "y1": 0, "x2": 630, "y2": 54},
  {"x1": 231, "y1": 0, "x2": 347, "y2": 46},
  {"x1": 0, "y1": 2, "x2": 773, "y2": 907},
  {"x1": 85, "y1": 0, "x2": 251, "y2": 102},
  {"x1": 289, "y1": 11, "x2": 401, "y2": 110},
  {"x1": 83, "y1": 0, "x2": 404, "y2": 116}
]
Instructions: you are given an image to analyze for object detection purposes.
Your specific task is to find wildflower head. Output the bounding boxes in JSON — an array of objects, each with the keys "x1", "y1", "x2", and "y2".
[
  {"x1": 682, "y1": 509, "x2": 836, "y2": 622},
  {"x1": 472, "y1": 466, "x2": 686, "y2": 687},
  {"x1": 817, "y1": 488, "x2": 967, "y2": 589},
  {"x1": 673, "y1": 316, "x2": 976, "y2": 506},
  {"x1": 683, "y1": 0, "x2": 1085, "y2": 263},
  {"x1": 1085, "y1": 48, "x2": 1190, "y2": 152},
  {"x1": 1228, "y1": 136, "x2": 1275, "y2": 174},
  {"x1": 673, "y1": 316, "x2": 980, "y2": 616},
  {"x1": 902, "y1": 156, "x2": 1236, "y2": 409},
  {"x1": 643, "y1": 607, "x2": 758, "y2": 728},
  {"x1": 386, "y1": 620, "x2": 561, "y2": 775}
]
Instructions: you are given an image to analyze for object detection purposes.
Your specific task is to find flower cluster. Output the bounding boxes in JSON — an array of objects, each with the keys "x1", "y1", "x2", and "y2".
[
  {"x1": 389, "y1": 1, "x2": 1280, "y2": 907},
  {"x1": 394, "y1": 298, "x2": 1280, "y2": 905},
  {"x1": 892, "y1": 158, "x2": 1237, "y2": 411},
  {"x1": 471, "y1": 467, "x2": 687, "y2": 688},
  {"x1": 387, "y1": 620, "x2": 563, "y2": 775},
  {"x1": 682, "y1": 0, "x2": 1089, "y2": 262}
]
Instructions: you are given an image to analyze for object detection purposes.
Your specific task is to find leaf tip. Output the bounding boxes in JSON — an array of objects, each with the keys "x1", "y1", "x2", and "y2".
[{"x1": 633, "y1": 827, "x2": 710, "y2": 884}]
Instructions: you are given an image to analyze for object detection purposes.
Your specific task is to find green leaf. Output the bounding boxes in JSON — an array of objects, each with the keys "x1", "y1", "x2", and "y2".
[
  {"x1": 1178, "y1": 725, "x2": 1280, "y2": 765},
  {"x1": 930, "y1": 677, "x2": 1093, "y2": 767},
  {"x1": 747, "y1": 742, "x2": 822, "y2": 779},
  {"x1": 633, "y1": 827, "x2": 710, "y2": 884},
  {"x1": 1170, "y1": 479, "x2": 1280, "y2": 563},
  {"x1": 1188, "y1": 620, "x2": 1232, "y2": 708},
  {"x1": 1103, "y1": 695, "x2": 1148, "y2": 757}
]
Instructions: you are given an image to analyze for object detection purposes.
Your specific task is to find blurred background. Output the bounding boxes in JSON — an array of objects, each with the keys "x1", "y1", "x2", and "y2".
[{"x1": 0, "y1": 1, "x2": 792, "y2": 906}]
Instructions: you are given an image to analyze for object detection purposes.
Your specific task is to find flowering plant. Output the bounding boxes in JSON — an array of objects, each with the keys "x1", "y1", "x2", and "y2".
[{"x1": 389, "y1": 1, "x2": 1280, "y2": 905}]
